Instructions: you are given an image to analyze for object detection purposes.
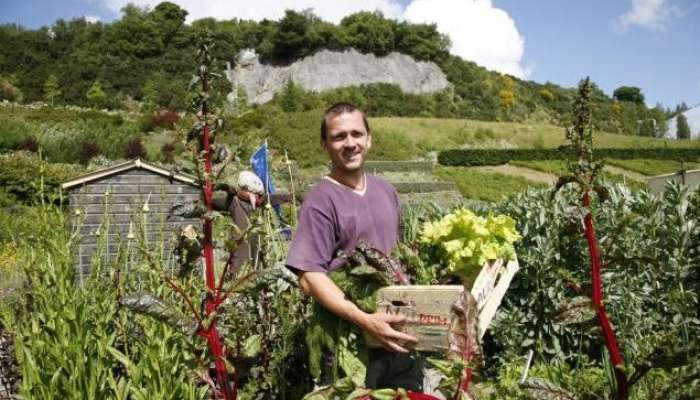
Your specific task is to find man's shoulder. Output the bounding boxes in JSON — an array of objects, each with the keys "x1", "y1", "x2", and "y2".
[
  {"x1": 301, "y1": 179, "x2": 337, "y2": 207},
  {"x1": 367, "y1": 174, "x2": 397, "y2": 194}
]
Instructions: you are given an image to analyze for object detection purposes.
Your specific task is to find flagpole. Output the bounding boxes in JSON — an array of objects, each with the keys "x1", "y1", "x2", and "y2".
[
  {"x1": 285, "y1": 149, "x2": 298, "y2": 228},
  {"x1": 265, "y1": 138, "x2": 271, "y2": 207}
]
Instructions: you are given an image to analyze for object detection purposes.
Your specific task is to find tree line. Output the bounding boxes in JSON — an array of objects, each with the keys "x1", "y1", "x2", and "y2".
[{"x1": 0, "y1": 1, "x2": 679, "y2": 136}]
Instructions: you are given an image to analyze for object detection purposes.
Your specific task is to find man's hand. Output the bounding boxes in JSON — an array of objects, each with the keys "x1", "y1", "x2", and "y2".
[
  {"x1": 356, "y1": 312, "x2": 418, "y2": 353},
  {"x1": 299, "y1": 271, "x2": 418, "y2": 353}
]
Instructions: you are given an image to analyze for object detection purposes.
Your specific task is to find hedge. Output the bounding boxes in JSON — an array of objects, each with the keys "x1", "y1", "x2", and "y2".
[
  {"x1": 364, "y1": 160, "x2": 434, "y2": 173},
  {"x1": 438, "y1": 147, "x2": 700, "y2": 167}
]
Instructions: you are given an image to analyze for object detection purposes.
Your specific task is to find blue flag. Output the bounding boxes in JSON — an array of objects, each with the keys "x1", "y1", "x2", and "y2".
[
  {"x1": 250, "y1": 142, "x2": 291, "y2": 237},
  {"x1": 250, "y1": 141, "x2": 275, "y2": 196}
]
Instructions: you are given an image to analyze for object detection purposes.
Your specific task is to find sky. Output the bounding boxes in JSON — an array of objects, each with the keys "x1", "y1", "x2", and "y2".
[{"x1": 0, "y1": 0, "x2": 698, "y2": 109}]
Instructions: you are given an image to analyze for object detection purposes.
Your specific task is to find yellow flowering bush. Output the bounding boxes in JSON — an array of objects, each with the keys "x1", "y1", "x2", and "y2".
[{"x1": 419, "y1": 208, "x2": 520, "y2": 285}]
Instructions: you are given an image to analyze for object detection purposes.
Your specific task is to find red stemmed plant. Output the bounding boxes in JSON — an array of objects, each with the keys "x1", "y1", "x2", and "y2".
[{"x1": 560, "y1": 78, "x2": 628, "y2": 399}]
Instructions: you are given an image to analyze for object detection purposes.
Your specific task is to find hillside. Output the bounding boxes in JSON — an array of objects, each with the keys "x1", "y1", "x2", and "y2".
[
  {"x1": 4, "y1": 102, "x2": 698, "y2": 205},
  {"x1": 0, "y1": 2, "x2": 667, "y2": 135}
]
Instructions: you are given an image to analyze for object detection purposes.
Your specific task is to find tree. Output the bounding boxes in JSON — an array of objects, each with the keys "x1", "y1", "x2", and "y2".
[
  {"x1": 613, "y1": 86, "x2": 645, "y2": 104},
  {"x1": 676, "y1": 113, "x2": 691, "y2": 139},
  {"x1": 141, "y1": 72, "x2": 187, "y2": 112},
  {"x1": 394, "y1": 21, "x2": 450, "y2": 61},
  {"x1": 43, "y1": 74, "x2": 61, "y2": 105},
  {"x1": 271, "y1": 10, "x2": 311, "y2": 61},
  {"x1": 340, "y1": 11, "x2": 396, "y2": 56},
  {"x1": 279, "y1": 78, "x2": 304, "y2": 112},
  {"x1": 150, "y1": 2, "x2": 188, "y2": 44},
  {"x1": 86, "y1": 79, "x2": 106, "y2": 108}
]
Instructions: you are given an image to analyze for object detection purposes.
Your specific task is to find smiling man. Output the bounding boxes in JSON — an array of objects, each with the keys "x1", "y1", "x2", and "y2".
[{"x1": 286, "y1": 102, "x2": 422, "y2": 390}]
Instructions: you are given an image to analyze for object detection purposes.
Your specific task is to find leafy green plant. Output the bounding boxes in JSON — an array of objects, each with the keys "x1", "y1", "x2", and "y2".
[{"x1": 419, "y1": 208, "x2": 520, "y2": 285}]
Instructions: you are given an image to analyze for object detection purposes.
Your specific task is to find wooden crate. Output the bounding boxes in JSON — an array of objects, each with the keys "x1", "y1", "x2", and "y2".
[
  {"x1": 366, "y1": 285, "x2": 464, "y2": 352},
  {"x1": 365, "y1": 258, "x2": 521, "y2": 352}
]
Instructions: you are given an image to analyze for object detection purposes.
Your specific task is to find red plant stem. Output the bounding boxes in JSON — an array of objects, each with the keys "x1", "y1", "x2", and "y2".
[
  {"x1": 454, "y1": 310, "x2": 474, "y2": 399},
  {"x1": 201, "y1": 71, "x2": 234, "y2": 400},
  {"x1": 582, "y1": 191, "x2": 628, "y2": 400}
]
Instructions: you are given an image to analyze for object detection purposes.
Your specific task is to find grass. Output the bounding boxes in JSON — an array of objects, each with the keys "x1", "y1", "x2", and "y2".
[
  {"x1": 434, "y1": 165, "x2": 547, "y2": 202},
  {"x1": 510, "y1": 160, "x2": 569, "y2": 175},
  {"x1": 510, "y1": 160, "x2": 647, "y2": 191}
]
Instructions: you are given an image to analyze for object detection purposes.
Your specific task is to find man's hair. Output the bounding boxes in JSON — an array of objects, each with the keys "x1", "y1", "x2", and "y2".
[{"x1": 320, "y1": 102, "x2": 370, "y2": 141}]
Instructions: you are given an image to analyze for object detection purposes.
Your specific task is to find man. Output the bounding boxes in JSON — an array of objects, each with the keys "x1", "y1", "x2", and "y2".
[
  {"x1": 213, "y1": 171, "x2": 291, "y2": 275},
  {"x1": 285, "y1": 102, "x2": 421, "y2": 390}
]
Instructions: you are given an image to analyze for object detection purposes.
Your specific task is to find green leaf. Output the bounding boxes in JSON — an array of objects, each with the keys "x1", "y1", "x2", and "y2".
[
  {"x1": 107, "y1": 346, "x2": 134, "y2": 371},
  {"x1": 243, "y1": 334, "x2": 262, "y2": 358}
]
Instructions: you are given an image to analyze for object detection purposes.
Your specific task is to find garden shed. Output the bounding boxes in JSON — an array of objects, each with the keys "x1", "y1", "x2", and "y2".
[
  {"x1": 647, "y1": 168, "x2": 700, "y2": 194},
  {"x1": 61, "y1": 159, "x2": 201, "y2": 278}
]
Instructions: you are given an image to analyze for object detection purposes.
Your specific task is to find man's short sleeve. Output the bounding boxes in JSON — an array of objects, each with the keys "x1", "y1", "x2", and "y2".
[{"x1": 285, "y1": 201, "x2": 336, "y2": 274}]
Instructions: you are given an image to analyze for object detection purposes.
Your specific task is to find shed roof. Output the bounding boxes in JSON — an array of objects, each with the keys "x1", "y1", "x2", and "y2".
[
  {"x1": 61, "y1": 158, "x2": 197, "y2": 190},
  {"x1": 646, "y1": 168, "x2": 700, "y2": 181}
]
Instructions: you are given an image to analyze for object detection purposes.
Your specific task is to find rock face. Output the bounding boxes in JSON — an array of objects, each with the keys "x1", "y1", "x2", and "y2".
[{"x1": 226, "y1": 49, "x2": 449, "y2": 105}]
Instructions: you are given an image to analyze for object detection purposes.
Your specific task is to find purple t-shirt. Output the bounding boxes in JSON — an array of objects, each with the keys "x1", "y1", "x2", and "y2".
[{"x1": 286, "y1": 174, "x2": 400, "y2": 273}]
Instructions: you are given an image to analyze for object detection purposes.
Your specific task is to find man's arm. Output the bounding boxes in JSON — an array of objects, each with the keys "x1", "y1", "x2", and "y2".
[{"x1": 299, "y1": 271, "x2": 417, "y2": 353}]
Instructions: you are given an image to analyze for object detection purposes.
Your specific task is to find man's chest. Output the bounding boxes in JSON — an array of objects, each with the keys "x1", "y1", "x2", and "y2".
[{"x1": 331, "y1": 189, "x2": 399, "y2": 251}]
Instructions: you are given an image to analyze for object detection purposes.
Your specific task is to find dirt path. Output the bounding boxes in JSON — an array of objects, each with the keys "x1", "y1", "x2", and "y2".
[
  {"x1": 603, "y1": 165, "x2": 647, "y2": 182},
  {"x1": 471, "y1": 165, "x2": 557, "y2": 185}
]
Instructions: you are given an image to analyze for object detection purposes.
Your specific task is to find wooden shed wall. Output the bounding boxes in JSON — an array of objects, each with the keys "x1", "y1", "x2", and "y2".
[{"x1": 67, "y1": 168, "x2": 201, "y2": 278}]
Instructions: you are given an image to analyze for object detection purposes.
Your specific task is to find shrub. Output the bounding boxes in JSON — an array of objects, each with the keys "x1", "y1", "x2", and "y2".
[
  {"x1": 160, "y1": 142, "x2": 177, "y2": 163},
  {"x1": 79, "y1": 140, "x2": 100, "y2": 164},
  {"x1": 138, "y1": 114, "x2": 156, "y2": 133},
  {"x1": 0, "y1": 117, "x2": 26, "y2": 152},
  {"x1": 151, "y1": 109, "x2": 180, "y2": 129},
  {"x1": 85, "y1": 80, "x2": 106, "y2": 108},
  {"x1": 538, "y1": 88, "x2": 554, "y2": 101},
  {"x1": 0, "y1": 152, "x2": 80, "y2": 204},
  {"x1": 0, "y1": 76, "x2": 23, "y2": 103},
  {"x1": 16, "y1": 136, "x2": 39, "y2": 152},
  {"x1": 125, "y1": 137, "x2": 148, "y2": 160}
]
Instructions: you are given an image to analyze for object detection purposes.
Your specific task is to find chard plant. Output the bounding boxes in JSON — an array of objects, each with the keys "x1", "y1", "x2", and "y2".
[
  {"x1": 559, "y1": 77, "x2": 628, "y2": 399},
  {"x1": 118, "y1": 31, "x2": 308, "y2": 400},
  {"x1": 189, "y1": 31, "x2": 235, "y2": 400}
]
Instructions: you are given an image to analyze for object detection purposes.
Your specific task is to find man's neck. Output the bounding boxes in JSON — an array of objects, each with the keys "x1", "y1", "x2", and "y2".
[{"x1": 328, "y1": 168, "x2": 366, "y2": 191}]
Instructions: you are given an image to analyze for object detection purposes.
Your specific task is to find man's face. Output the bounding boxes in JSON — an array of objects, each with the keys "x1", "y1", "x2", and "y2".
[{"x1": 322, "y1": 111, "x2": 372, "y2": 173}]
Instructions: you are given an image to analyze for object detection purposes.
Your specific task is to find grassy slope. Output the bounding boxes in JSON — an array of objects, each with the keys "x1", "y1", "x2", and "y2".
[
  {"x1": 434, "y1": 165, "x2": 547, "y2": 202},
  {"x1": 371, "y1": 117, "x2": 700, "y2": 153}
]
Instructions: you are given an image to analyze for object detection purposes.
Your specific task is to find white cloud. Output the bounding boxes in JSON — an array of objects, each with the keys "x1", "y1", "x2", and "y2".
[
  {"x1": 403, "y1": 0, "x2": 528, "y2": 78},
  {"x1": 97, "y1": 0, "x2": 528, "y2": 77},
  {"x1": 100, "y1": 0, "x2": 404, "y2": 24},
  {"x1": 84, "y1": 15, "x2": 101, "y2": 23},
  {"x1": 618, "y1": 0, "x2": 682, "y2": 31}
]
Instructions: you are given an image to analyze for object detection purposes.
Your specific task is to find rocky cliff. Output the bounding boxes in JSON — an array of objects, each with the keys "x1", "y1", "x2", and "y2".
[{"x1": 226, "y1": 49, "x2": 449, "y2": 105}]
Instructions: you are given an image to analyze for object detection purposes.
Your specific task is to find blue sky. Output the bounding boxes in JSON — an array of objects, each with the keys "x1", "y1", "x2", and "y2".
[{"x1": 1, "y1": 0, "x2": 698, "y2": 109}]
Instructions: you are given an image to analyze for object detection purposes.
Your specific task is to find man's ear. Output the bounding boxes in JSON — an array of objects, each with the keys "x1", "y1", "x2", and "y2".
[
  {"x1": 320, "y1": 139, "x2": 327, "y2": 152},
  {"x1": 366, "y1": 132, "x2": 372, "y2": 150}
]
